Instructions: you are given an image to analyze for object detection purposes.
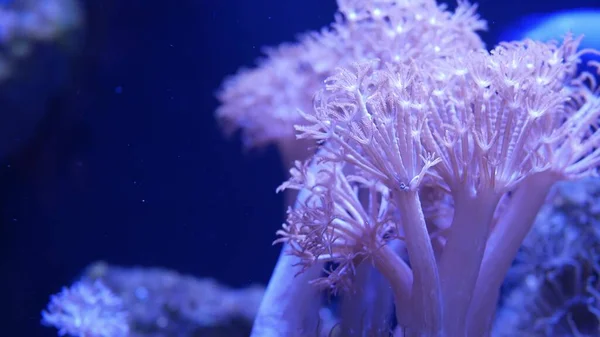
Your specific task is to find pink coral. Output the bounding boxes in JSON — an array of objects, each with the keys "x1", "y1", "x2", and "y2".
[
  {"x1": 274, "y1": 33, "x2": 600, "y2": 336},
  {"x1": 218, "y1": 0, "x2": 600, "y2": 336}
]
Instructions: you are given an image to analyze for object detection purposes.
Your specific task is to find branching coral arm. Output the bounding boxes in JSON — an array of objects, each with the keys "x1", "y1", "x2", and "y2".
[
  {"x1": 251, "y1": 157, "x2": 328, "y2": 337},
  {"x1": 467, "y1": 171, "x2": 559, "y2": 337},
  {"x1": 420, "y1": 51, "x2": 505, "y2": 336},
  {"x1": 283, "y1": 155, "x2": 415, "y2": 324},
  {"x1": 296, "y1": 61, "x2": 444, "y2": 334},
  {"x1": 338, "y1": 195, "x2": 406, "y2": 335},
  {"x1": 419, "y1": 38, "x2": 592, "y2": 336},
  {"x1": 371, "y1": 242, "x2": 414, "y2": 327},
  {"x1": 469, "y1": 58, "x2": 600, "y2": 336},
  {"x1": 393, "y1": 190, "x2": 442, "y2": 336},
  {"x1": 436, "y1": 188, "x2": 500, "y2": 335},
  {"x1": 251, "y1": 243, "x2": 323, "y2": 337},
  {"x1": 421, "y1": 77, "x2": 502, "y2": 335}
]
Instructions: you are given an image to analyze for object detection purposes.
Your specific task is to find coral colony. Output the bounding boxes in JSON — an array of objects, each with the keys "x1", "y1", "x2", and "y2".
[
  {"x1": 42, "y1": 0, "x2": 600, "y2": 336},
  {"x1": 217, "y1": 0, "x2": 600, "y2": 336}
]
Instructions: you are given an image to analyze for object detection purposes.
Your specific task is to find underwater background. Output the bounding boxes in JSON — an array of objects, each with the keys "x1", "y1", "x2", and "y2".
[{"x1": 1, "y1": 0, "x2": 599, "y2": 336}]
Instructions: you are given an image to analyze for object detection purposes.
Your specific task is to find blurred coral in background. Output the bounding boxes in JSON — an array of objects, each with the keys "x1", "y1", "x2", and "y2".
[
  {"x1": 0, "y1": 0, "x2": 81, "y2": 158},
  {"x1": 42, "y1": 280, "x2": 129, "y2": 337},
  {"x1": 44, "y1": 262, "x2": 267, "y2": 337},
  {"x1": 0, "y1": 0, "x2": 82, "y2": 79}
]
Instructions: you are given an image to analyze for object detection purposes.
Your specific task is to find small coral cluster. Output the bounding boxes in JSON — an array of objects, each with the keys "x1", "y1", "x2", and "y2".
[
  {"x1": 42, "y1": 262, "x2": 266, "y2": 337},
  {"x1": 42, "y1": 279, "x2": 129, "y2": 337}
]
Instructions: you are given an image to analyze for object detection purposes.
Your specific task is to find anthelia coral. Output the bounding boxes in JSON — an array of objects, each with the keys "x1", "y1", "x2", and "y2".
[
  {"x1": 256, "y1": 28, "x2": 600, "y2": 337},
  {"x1": 291, "y1": 41, "x2": 597, "y2": 335}
]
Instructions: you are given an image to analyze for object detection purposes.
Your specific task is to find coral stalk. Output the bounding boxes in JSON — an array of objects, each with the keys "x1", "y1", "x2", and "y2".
[
  {"x1": 468, "y1": 171, "x2": 560, "y2": 336},
  {"x1": 394, "y1": 191, "x2": 443, "y2": 336},
  {"x1": 251, "y1": 175, "x2": 326, "y2": 337},
  {"x1": 251, "y1": 243, "x2": 323, "y2": 337},
  {"x1": 370, "y1": 242, "x2": 414, "y2": 328},
  {"x1": 438, "y1": 188, "x2": 500, "y2": 336}
]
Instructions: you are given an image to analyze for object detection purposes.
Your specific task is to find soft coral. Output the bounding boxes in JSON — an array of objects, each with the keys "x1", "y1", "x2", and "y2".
[{"x1": 276, "y1": 34, "x2": 600, "y2": 336}]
